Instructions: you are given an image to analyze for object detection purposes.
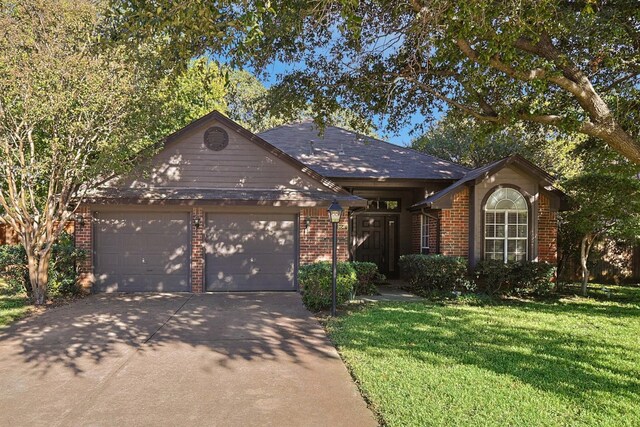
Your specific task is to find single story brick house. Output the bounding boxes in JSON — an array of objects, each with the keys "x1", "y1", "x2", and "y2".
[{"x1": 74, "y1": 110, "x2": 566, "y2": 293}]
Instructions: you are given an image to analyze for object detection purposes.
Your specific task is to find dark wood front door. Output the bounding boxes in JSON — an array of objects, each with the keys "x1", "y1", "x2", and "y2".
[{"x1": 354, "y1": 215, "x2": 398, "y2": 277}]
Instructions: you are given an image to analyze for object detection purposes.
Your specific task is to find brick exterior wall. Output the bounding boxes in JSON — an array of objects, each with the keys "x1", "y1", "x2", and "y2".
[
  {"x1": 538, "y1": 194, "x2": 558, "y2": 263},
  {"x1": 190, "y1": 207, "x2": 204, "y2": 293},
  {"x1": 75, "y1": 205, "x2": 94, "y2": 292},
  {"x1": 439, "y1": 187, "x2": 470, "y2": 258},
  {"x1": 411, "y1": 213, "x2": 421, "y2": 254},
  {"x1": 299, "y1": 207, "x2": 349, "y2": 265}
]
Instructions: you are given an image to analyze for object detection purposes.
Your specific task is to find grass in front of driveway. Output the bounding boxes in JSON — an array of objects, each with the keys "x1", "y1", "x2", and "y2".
[
  {"x1": 328, "y1": 284, "x2": 640, "y2": 427},
  {"x1": 0, "y1": 278, "x2": 31, "y2": 328}
]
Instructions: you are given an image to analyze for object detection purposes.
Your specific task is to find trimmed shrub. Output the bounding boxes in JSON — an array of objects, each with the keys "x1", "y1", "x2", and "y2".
[
  {"x1": 511, "y1": 261, "x2": 556, "y2": 295},
  {"x1": 351, "y1": 261, "x2": 382, "y2": 295},
  {"x1": 474, "y1": 260, "x2": 512, "y2": 295},
  {"x1": 399, "y1": 254, "x2": 472, "y2": 294},
  {"x1": 298, "y1": 262, "x2": 357, "y2": 311},
  {"x1": 475, "y1": 260, "x2": 556, "y2": 296}
]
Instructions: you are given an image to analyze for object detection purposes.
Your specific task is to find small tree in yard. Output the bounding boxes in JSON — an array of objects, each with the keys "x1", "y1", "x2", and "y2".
[
  {"x1": 562, "y1": 173, "x2": 640, "y2": 296},
  {"x1": 0, "y1": 0, "x2": 158, "y2": 304}
]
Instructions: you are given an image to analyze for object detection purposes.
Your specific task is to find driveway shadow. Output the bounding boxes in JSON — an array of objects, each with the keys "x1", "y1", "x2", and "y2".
[{"x1": 0, "y1": 293, "x2": 334, "y2": 376}]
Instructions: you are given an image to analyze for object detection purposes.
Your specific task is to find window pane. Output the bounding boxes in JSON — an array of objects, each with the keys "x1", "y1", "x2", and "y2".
[
  {"x1": 518, "y1": 212, "x2": 528, "y2": 223},
  {"x1": 496, "y1": 225, "x2": 505, "y2": 238},
  {"x1": 518, "y1": 225, "x2": 527, "y2": 238},
  {"x1": 485, "y1": 212, "x2": 495, "y2": 224},
  {"x1": 386, "y1": 201, "x2": 398, "y2": 210},
  {"x1": 508, "y1": 225, "x2": 517, "y2": 238},
  {"x1": 508, "y1": 212, "x2": 518, "y2": 224},
  {"x1": 485, "y1": 225, "x2": 495, "y2": 237},
  {"x1": 495, "y1": 212, "x2": 505, "y2": 223},
  {"x1": 496, "y1": 199, "x2": 516, "y2": 210},
  {"x1": 421, "y1": 216, "x2": 429, "y2": 249},
  {"x1": 516, "y1": 240, "x2": 527, "y2": 254}
]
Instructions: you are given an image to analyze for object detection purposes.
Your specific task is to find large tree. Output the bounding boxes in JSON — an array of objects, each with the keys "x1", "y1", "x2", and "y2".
[
  {"x1": 110, "y1": 0, "x2": 640, "y2": 163},
  {"x1": 411, "y1": 113, "x2": 581, "y2": 177},
  {"x1": 562, "y1": 172, "x2": 640, "y2": 295},
  {"x1": 0, "y1": 0, "x2": 160, "y2": 304}
]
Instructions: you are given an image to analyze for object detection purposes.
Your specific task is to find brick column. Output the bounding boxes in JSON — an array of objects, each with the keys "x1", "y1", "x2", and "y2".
[
  {"x1": 75, "y1": 205, "x2": 94, "y2": 293},
  {"x1": 299, "y1": 207, "x2": 349, "y2": 265},
  {"x1": 538, "y1": 194, "x2": 558, "y2": 263},
  {"x1": 439, "y1": 187, "x2": 469, "y2": 258},
  {"x1": 191, "y1": 208, "x2": 204, "y2": 293}
]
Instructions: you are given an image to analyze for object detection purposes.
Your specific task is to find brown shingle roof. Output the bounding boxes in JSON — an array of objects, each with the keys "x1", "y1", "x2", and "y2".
[{"x1": 258, "y1": 122, "x2": 469, "y2": 180}]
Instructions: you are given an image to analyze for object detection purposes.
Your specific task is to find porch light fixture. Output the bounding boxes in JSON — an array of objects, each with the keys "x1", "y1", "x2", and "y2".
[
  {"x1": 305, "y1": 216, "x2": 312, "y2": 231},
  {"x1": 193, "y1": 216, "x2": 202, "y2": 229},
  {"x1": 75, "y1": 213, "x2": 85, "y2": 227},
  {"x1": 327, "y1": 199, "x2": 343, "y2": 316},
  {"x1": 328, "y1": 200, "x2": 343, "y2": 223}
]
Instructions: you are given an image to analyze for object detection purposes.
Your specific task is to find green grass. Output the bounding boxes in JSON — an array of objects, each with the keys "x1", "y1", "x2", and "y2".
[
  {"x1": 328, "y1": 284, "x2": 640, "y2": 427},
  {"x1": 0, "y1": 278, "x2": 31, "y2": 328}
]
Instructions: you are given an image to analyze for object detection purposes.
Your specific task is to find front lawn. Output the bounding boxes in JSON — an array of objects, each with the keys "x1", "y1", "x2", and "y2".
[
  {"x1": 0, "y1": 293, "x2": 30, "y2": 328},
  {"x1": 0, "y1": 278, "x2": 31, "y2": 328},
  {"x1": 328, "y1": 285, "x2": 640, "y2": 427}
]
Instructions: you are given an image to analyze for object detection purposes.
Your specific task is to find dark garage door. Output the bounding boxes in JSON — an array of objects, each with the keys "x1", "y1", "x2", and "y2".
[
  {"x1": 94, "y1": 211, "x2": 190, "y2": 292},
  {"x1": 205, "y1": 213, "x2": 296, "y2": 291}
]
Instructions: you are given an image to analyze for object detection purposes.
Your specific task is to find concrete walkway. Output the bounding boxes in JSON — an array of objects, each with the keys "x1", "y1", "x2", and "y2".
[
  {"x1": 0, "y1": 293, "x2": 376, "y2": 427},
  {"x1": 357, "y1": 281, "x2": 424, "y2": 303}
]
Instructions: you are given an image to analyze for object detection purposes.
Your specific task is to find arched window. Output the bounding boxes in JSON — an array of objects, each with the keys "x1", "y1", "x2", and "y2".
[{"x1": 484, "y1": 187, "x2": 528, "y2": 262}]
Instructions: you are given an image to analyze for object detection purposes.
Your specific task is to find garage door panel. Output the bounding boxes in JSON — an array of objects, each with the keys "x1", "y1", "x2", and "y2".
[
  {"x1": 94, "y1": 211, "x2": 190, "y2": 293},
  {"x1": 205, "y1": 213, "x2": 296, "y2": 291}
]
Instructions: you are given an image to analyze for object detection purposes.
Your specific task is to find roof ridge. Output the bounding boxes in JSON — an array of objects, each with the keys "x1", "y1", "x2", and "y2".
[{"x1": 259, "y1": 121, "x2": 470, "y2": 172}]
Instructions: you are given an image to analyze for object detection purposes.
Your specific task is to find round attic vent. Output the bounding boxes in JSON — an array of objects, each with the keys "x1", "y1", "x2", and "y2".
[{"x1": 204, "y1": 126, "x2": 229, "y2": 151}]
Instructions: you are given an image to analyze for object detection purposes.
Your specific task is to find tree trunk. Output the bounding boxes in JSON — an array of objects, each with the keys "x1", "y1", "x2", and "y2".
[
  {"x1": 26, "y1": 250, "x2": 52, "y2": 305},
  {"x1": 580, "y1": 235, "x2": 591, "y2": 297}
]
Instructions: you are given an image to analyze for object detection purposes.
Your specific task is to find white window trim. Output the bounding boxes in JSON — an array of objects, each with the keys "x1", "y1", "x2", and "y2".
[
  {"x1": 484, "y1": 188, "x2": 529, "y2": 263},
  {"x1": 421, "y1": 215, "x2": 430, "y2": 254}
]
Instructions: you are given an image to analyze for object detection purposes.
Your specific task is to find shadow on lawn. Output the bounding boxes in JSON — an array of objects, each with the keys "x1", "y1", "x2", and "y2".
[
  {"x1": 0, "y1": 293, "x2": 332, "y2": 376},
  {"x1": 335, "y1": 297, "x2": 640, "y2": 414}
]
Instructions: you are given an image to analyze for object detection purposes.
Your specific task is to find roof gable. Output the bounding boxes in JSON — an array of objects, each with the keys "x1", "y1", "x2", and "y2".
[
  {"x1": 412, "y1": 154, "x2": 567, "y2": 210},
  {"x1": 91, "y1": 111, "x2": 365, "y2": 206}
]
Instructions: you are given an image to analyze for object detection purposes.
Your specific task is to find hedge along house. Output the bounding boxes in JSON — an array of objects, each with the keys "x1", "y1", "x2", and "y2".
[{"x1": 75, "y1": 111, "x2": 565, "y2": 293}]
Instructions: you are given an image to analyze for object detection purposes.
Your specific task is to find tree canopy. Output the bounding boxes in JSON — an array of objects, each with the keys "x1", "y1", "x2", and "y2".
[
  {"x1": 411, "y1": 113, "x2": 581, "y2": 177},
  {"x1": 0, "y1": 0, "x2": 162, "y2": 303},
  {"x1": 109, "y1": 0, "x2": 640, "y2": 163}
]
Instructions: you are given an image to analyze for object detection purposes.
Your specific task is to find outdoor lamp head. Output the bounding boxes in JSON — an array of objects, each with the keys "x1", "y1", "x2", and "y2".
[{"x1": 328, "y1": 200, "x2": 343, "y2": 223}]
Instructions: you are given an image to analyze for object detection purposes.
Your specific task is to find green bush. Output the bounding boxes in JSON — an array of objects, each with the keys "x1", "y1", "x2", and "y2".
[
  {"x1": 511, "y1": 261, "x2": 556, "y2": 295},
  {"x1": 351, "y1": 261, "x2": 382, "y2": 295},
  {"x1": 298, "y1": 262, "x2": 357, "y2": 311},
  {"x1": 48, "y1": 233, "x2": 86, "y2": 297},
  {"x1": 0, "y1": 245, "x2": 28, "y2": 294},
  {"x1": 475, "y1": 260, "x2": 556, "y2": 296},
  {"x1": 0, "y1": 232, "x2": 86, "y2": 297},
  {"x1": 474, "y1": 260, "x2": 512, "y2": 295},
  {"x1": 399, "y1": 254, "x2": 473, "y2": 294}
]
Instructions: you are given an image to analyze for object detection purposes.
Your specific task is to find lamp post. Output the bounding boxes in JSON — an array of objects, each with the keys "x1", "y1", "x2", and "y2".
[{"x1": 327, "y1": 199, "x2": 343, "y2": 317}]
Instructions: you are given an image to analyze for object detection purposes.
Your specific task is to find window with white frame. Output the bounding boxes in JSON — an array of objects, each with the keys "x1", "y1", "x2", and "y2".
[
  {"x1": 484, "y1": 188, "x2": 528, "y2": 262},
  {"x1": 421, "y1": 215, "x2": 430, "y2": 254}
]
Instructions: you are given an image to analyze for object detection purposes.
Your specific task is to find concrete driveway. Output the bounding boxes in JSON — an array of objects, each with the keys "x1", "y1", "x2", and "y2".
[{"x1": 0, "y1": 293, "x2": 376, "y2": 427}]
